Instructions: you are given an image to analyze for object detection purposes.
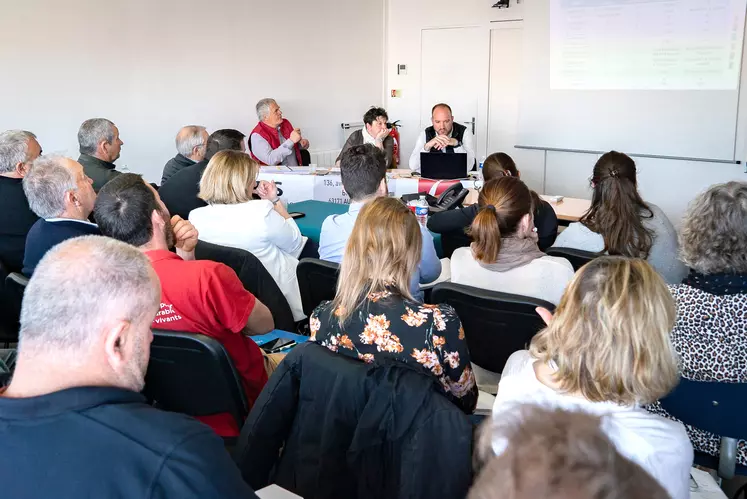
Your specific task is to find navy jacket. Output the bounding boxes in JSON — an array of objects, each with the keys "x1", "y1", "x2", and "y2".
[
  {"x1": 0, "y1": 386, "x2": 258, "y2": 499},
  {"x1": 23, "y1": 219, "x2": 100, "y2": 276},
  {"x1": 234, "y1": 342, "x2": 473, "y2": 499}
]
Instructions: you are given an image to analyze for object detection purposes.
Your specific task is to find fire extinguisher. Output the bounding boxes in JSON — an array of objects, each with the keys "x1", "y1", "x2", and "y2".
[{"x1": 388, "y1": 120, "x2": 402, "y2": 168}]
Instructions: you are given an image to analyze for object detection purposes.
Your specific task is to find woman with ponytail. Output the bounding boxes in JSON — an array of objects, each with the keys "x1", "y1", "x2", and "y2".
[
  {"x1": 451, "y1": 176, "x2": 574, "y2": 306},
  {"x1": 552, "y1": 151, "x2": 686, "y2": 283}
]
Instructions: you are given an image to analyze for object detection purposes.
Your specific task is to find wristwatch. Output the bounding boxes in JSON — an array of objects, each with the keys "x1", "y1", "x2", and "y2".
[{"x1": 271, "y1": 197, "x2": 281, "y2": 205}]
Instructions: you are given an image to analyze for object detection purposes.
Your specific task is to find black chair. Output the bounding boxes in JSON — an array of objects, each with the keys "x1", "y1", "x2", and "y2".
[
  {"x1": 545, "y1": 247, "x2": 598, "y2": 271},
  {"x1": 300, "y1": 149, "x2": 311, "y2": 166},
  {"x1": 296, "y1": 258, "x2": 340, "y2": 317},
  {"x1": 659, "y1": 378, "x2": 747, "y2": 479},
  {"x1": 145, "y1": 329, "x2": 249, "y2": 441},
  {"x1": 431, "y1": 282, "x2": 554, "y2": 374},
  {"x1": 194, "y1": 240, "x2": 295, "y2": 332},
  {"x1": 0, "y1": 272, "x2": 28, "y2": 347}
]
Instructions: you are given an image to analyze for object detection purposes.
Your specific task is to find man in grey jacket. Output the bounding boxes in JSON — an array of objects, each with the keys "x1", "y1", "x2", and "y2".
[
  {"x1": 336, "y1": 107, "x2": 394, "y2": 168},
  {"x1": 76, "y1": 118, "x2": 123, "y2": 192}
]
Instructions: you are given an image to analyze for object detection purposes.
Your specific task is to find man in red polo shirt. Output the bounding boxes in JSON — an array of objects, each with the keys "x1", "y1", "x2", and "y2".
[{"x1": 94, "y1": 173, "x2": 275, "y2": 436}]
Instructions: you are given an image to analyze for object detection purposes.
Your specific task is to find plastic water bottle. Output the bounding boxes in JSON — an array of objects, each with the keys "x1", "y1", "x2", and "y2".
[
  {"x1": 415, "y1": 195, "x2": 429, "y2": 227},
  {"x1": 478, "y1": 155, "x2": 486, "y2": 181}
]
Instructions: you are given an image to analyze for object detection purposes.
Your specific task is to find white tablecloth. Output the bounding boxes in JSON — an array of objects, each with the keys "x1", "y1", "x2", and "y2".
[{"x1": 258, "y1": 167, "x2": 478, "y2": 204}]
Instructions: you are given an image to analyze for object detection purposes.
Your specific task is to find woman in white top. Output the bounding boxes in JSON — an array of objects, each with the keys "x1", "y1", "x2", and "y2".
[
  {"x1": 450, "y1": 176, "x2": 574, "y2": 305},
  {"x1": 491, "y1": 257, "x2": 693, "y2": 499},
  {"x1": 189, "y1": 150, "x2": 306, "y2": 321},
  {"x1": 552, "y1": 151, "x2": 686, "y2": 284}
]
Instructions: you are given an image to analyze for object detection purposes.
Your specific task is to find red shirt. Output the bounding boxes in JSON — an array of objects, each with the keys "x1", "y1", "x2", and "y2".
[{"x1": 146, "y1": 250, "x2": 268, "y2": 436}]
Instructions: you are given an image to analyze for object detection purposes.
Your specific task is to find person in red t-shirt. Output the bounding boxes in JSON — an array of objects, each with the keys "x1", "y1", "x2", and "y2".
[{"x1": 94, "y1": 173, "x2": 276, "y2": 436}]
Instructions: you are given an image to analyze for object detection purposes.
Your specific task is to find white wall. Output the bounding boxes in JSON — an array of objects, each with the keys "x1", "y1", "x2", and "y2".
[
  {"x1": 386, "y1": 0, "x2": 747, "y2": 224},
  {"x1": 0, "y1": 0, "x2": 384, "y2": 183}
]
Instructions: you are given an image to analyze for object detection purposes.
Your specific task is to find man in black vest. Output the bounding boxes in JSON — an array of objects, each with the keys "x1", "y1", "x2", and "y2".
[{"x1": 408, "y1": 103, "x2": 475, "y2": 172}]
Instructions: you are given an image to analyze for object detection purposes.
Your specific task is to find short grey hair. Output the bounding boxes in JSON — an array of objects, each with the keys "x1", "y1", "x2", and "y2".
[
  {"x1": 23, "y1": 155, "x2": 78, "y2": 218},
  {"x1": 175, "y1": 125, "x2": 207, "y2": 156},
  {"x1": 256, "y1": 98, "x2": 277, "y2": 121},
  {"x1": 19, "y1": 235, "x2": 160, "y2": 357},
  {"x1": 680, "y1": 181, "x2": 747, "y2": 274},
  {"x1": 0, "y1": 130, "x2": 37, "y2": 174},
  {"x1": 78, "y1": 118, "x2": 116, "y2": 155}
]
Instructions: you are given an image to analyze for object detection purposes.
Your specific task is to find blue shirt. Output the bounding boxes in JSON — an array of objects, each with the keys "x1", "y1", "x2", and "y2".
[
  {"x1": 319, "y1": 201, "x2": 441, "y2": 301},
  {"x1": 23, "y1": 218, "x2": 100, "y2": 276}
]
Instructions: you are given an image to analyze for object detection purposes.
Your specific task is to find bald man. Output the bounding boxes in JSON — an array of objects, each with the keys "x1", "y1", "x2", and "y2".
[
  {"x1": 161, "y1": 125, "x2": 208, "y2": 184},
  {"x1": 0, "y1": 236, "x2": 259, "y2": 497},
  {"x1": 408, "y1": 103, "x2": 475, "y2": 173}
]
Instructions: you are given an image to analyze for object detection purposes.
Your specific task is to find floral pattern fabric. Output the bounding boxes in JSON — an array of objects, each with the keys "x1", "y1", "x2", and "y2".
[{"x1": 310, "y1": 291, "x2": 478, "y2": 414}]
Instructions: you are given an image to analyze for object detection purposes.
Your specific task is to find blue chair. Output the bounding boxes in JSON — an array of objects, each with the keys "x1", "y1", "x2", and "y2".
[{"x1": 658, "y1": 378, "x2": 747, "y2": 479}]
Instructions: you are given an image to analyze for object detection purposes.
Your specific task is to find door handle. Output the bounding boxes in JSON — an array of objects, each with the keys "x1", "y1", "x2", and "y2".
[{"x1": 463, "y1": 118, "x2": 476, "y2": 135}]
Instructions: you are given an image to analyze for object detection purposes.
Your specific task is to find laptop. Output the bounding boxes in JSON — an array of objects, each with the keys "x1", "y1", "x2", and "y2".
[{"x1": 420, "y1": 152, "x2": 468, "y2": 180}]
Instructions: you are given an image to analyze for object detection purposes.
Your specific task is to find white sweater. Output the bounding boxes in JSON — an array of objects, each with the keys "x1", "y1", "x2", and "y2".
[
  {"x1": 189, "y1": 200, "x2": 306, "y2": 321},
  {"x1": 492, "y1": 350, "x2": 693, "y2": 499},
  {"x1": 450, "y1": 248, "x2": 574, "y2": 305}
]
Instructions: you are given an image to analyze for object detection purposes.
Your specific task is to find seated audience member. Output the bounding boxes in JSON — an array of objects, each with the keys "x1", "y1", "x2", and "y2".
[
  {"x1": 158, "y1": 128, "x2": 246, "y2": 219},
  {"x1": 428, "y1": 152, "x2": 558, "y2": 251},
  {"x1": 189, "y1": 151, "x2": 307, "y2": 321},
  {"x1": 336, "y1": 107, "x2": 395, "y2": 168},
  {"x1": 647, "y1": 181, "x2": 747, "y2": 467},
  {"x1": 0, "y1": 130, "x2": 41, "y2": 272},
  {"x1": 310, "y1": 196, "x2": 477, "y2": 414},
  {"x1": 408, "y1": 103, "x2": 475, "y2": 172},
  {"x1": 95, "y1": 174, "x2": 275, "y2": 437},
  {"x1": 469, "y1": 407, "x2": 669, "y2": 499},
  {"x1": 161, "y1": 125, "x2": 208, "y2": 184},
  {"x1": 492, "y1": 257, "x2": 692, "y2": 499},
  {"x1": 249, "y1": 98, "x2": 309, "y2": 166},
  {"x1": 320, "y1": 144, "x2": 441, "y2": 301},
  {"x1": 450, "y1": 176, "x2": 574, "y2": 305},
  {"x1": 77, "y1": 118, "x2": 124, "y2": 192},
  {"x1": 22, "y1": 156, "x2": 98, "y2": 276},
  {"x1": 0, "y1": 236, "x2": 259, "y2": 498},
  {"x1": 552, "y1": 151, "x2": 686, "y2": 283}
]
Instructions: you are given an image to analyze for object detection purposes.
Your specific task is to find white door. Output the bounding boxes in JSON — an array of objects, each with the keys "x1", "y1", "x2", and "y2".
[
  {"x1": 420, "y1": 27, "x2": 488, "y2": 160},
  {"x1": 487, "y1": 23, "x2": 547, "y2": 192}
]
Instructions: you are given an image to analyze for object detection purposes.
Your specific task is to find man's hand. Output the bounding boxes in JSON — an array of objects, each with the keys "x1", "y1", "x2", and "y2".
[
  {"x1": 290, "y1": 128, "x2": 302, "y2": 144},
  {"x1": 171, "y1": 215, "x2": 199, "y2": 253},
  {"x1": 375, "y1": 128, "x2": 391, "y2": 143},
  {"x1": 535, "y1": 307, "x2": 554, "y2": 326},
  {"x1": 299, "y1": 138, "x2": 310, "y2": 150}
]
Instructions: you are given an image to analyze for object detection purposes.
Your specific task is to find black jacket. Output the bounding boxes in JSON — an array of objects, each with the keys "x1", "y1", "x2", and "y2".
[
  {"x1": 158, "y1": 159, "x2": 208, "y2": 219},
  {"x1": 161, "y1": 154, "x2": 195, "y2": 185},
  {"x1": 234, "y1": 342, "x2": 473, "y2": 499},
  {"x1": 428, "y1": 197, "x2": 559, "y2": 254},
  {"x1": 78, "y1": 154, "x2": 121, "y2": 193}
]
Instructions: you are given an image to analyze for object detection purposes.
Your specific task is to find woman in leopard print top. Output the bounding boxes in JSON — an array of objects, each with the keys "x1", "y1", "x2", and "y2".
[{"x1": 647, "y1": 182, "x2": 747, "y2": 466}]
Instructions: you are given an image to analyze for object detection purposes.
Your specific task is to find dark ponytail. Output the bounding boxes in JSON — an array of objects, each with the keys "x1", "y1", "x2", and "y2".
[
  {"x1": 580, "y1": 151, "x2": 654, "y2": 258},
  {"x1": 469, "y1": 177, "x2": 533, "y2": 263}
]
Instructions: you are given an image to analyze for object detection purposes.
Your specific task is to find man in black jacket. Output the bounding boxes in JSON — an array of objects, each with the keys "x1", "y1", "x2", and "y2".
[
  {"x1": 158, "y1": 129, "x2": 246, "y2": 219},
  {"x1": 161, "y1": 125, "x2": 208, "y2": 185},
  {"x1": 77, "y1": 118, "x2": 124, "y2": 192},
  {"x1": 0, "y1": 236, "x2": 258, "y2": 498}
]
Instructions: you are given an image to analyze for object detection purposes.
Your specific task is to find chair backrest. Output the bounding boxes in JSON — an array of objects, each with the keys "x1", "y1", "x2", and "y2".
[
  {"x1": 296, "y1": 258, "x2": 340, "y2": 317},
  {"x1": 431, "y1": 282, "x2": 554, "y2": 374},
  {"x1": 545, "y1": 247, "x2": 598, "y2": 271},
  {"x1": 659, "y1": 378, "x2": 747, "y2": 441},
  {"x1": 194, "y1": 240, "x2": 296, "y2": 331},
  {"x1": 145, "y1": 329, "x2": 249, "y2": 427}
]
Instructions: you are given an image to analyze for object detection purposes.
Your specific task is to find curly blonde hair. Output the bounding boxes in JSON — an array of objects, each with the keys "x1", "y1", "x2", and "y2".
[
  {"x1": 529, "y1": 256, "x2": 679, "y2": 405},
  {"x1": 679, "y1": 181, "x2": 747, "y2": 274}
]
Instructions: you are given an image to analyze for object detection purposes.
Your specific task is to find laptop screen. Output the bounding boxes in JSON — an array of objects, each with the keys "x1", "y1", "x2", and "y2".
[{"x1": 420, "y1": 152, "x2": 468, "y2": 180}]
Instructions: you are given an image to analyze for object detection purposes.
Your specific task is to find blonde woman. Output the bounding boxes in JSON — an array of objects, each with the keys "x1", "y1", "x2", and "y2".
[
  {"x1": 491, "y1": 257, "x2": 692, "y2": 499},
  {"x1": 189, "y1": 150, "x2": 306, "y2": 321},
  {"x1": 310, "y1": 197, "x2": 477, "y2": 414}
]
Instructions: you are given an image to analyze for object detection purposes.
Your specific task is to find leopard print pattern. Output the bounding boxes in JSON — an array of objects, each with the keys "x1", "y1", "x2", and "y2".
[{"x1": 646, "y1": 284, "x2": 747, "y2": 466}]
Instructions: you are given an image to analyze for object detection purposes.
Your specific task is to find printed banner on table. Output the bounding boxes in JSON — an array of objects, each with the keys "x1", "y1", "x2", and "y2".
[{"x1": 312, "y1": 175, "x2": 350, "y2": 205}]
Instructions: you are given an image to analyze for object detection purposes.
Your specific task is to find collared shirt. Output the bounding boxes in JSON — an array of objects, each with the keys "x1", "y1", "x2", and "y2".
[
  {"x1": 250, "y1": 129, "x2": 299, "y2": 167},
  {"x1": 408, "y1": 128, "x2": 476, "y2": 173},
  {"x1": 318, "y1": 201, "x2": 442, "y2": 301},
  {"x1": 23, "y1": 218, "x2": 100, "y2": 276},
  {"x1": 0, "y1": 386, "x2": 259, "y2": 498}
]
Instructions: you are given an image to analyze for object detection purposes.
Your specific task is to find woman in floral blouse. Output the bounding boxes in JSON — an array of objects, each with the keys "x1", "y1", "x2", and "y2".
[{"x1": 310, "y1": 196, "x2": 478, "y2": 414}]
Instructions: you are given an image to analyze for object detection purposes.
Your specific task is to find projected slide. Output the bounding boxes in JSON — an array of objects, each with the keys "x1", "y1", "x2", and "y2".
[{"x1": 550, "y1": 0, "x2": 746, "y2": 90}]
